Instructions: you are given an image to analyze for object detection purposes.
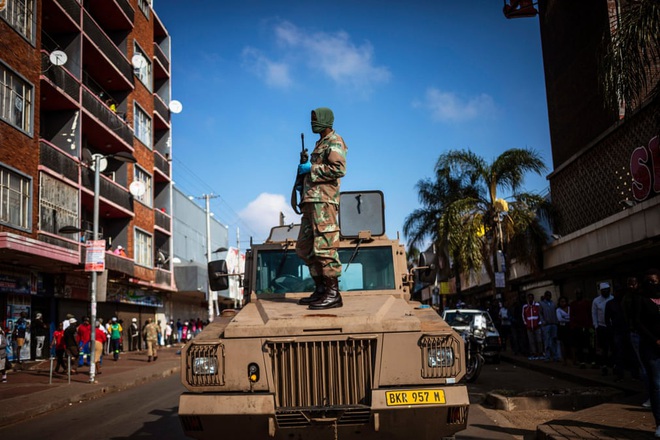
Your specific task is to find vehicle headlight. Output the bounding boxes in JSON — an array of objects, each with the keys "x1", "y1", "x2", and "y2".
[
  {"x1": 428, "y1": 347, "x2": 455, "y2": 367},
  {"x1": 193, "y1": 356, "x2": 218, "y2": 375}
]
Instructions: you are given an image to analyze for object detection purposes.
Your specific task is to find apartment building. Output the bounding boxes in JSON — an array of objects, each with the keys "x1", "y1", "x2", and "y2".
[{"x1": 0, "y1": 0, "x2": 175, "y2": 358}]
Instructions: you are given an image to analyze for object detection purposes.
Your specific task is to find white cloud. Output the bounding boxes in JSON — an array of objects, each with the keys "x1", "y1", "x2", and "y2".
[
  {"x1": 241, "y1": 47, "x2": 293, "y2": 88},
  {"x1": 414, "y1": 87, "x2": 497, "y2": 123},
  {"x1": 239, "y1": 193, "x2": 300, "y2": 241},
  {"x1": 243, "y1": 21, "x2": 390, "y2": 93}
]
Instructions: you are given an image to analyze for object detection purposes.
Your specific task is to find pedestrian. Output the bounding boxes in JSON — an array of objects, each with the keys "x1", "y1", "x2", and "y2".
[
  {"x1": 632, "y1": 268, "x2": 660, "y2": 438},
  {"x1": 31, "y1": 312, "x2": 48, "y2": 360},
  {"x1": 143, "y1": 318, "x2": 159, "y2": 362},
  {"x1": 295, "y1": 107, "x2": 348, "y2": 310},
  {"x1": 63, "y1": 318, "x2": 79, "y2": 374},
  {"x1": 157, "y1": 320, "x2": 164, "y2": 346},
  {"x1": 176, "y1": 319, "x2": 182, "y2": 343},
  {"x1": 498, "y1": 301, "x2": 512, "y2": 351},
  {"x1": 539, "y1": 291, "x2": 560, "y2": 361},
  {"x1": 556, "y1": 296, "x2": 572, "y2": 365},
  {"x1": 76, "y1": 316, "x2": 92, "y2": 368},
  {"x1": 165, "y1": 321, "x2": 173, "y2": 347},
  {"x1": 592, "y1": 282, "x2": 614, "y2": 375},
  {"x1": 62, "y1": 313, "x2": 74, "y2": 331},
  {"x1": 0, "y1": 326, "x2": 9, "y2": 382},
  {"x1": 182, "y1": 321, "x2": 189, "y2": 342},
  {"x1": 51, "y1": 322, "x2": 66, "y2": 374},
  {"x1": 570, "y1": 288, "x2": 593, "y2": 368},
  {"x1": 129, "y1": 318, "x2": 140, "y2": 351},
  {"x1": 94, "y1": 321, "x2": 107, "y2": 374},
  {"x1": 522, "y1": 293, "x2": 543, "y2": 360},
  {"x1": 12, "y1": 311, "x2": 28, "y2": 364},
  {"x1": 606, "y1": 283, "x2": 634, "y2": 381},
  {"x1": 108, "y1": 317, "x2": 122, "y2": 361},
  {"x1": 623, "y1": 275, "x2": 649, "y2": 399},
  {"x1": 509, "y1": 293, "x2": 528, "y2": 356}
]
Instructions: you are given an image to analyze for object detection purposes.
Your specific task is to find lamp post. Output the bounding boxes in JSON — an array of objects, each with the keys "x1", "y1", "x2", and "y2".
[{"x1": 87, "y1": 151, "x2": 136, "y2": 383}]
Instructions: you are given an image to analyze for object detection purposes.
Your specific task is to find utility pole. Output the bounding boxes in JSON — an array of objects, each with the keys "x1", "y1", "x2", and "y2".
[{"x1": 195, "y1": 193, "x2": 218, "y2": 323}]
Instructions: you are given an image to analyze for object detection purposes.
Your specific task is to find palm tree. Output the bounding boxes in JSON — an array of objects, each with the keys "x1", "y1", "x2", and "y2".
[
  {"x1": 403, "y1": 166, "x2": 479, "y2": 285},
  {"x1": 600, "y1": 0, "x2": 660, "y2": 112},
  {"x1": 434, "y1": 148, "x2": 551, "y2": 297}
]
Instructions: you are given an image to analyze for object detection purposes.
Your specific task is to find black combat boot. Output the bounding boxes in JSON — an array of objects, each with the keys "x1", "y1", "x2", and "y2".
[
  {"x1": 298, "y1": 276, "x2": 325, "y2": 305},
  {"x1": 308, "y1": 277, "x2": 343, "y2": 310}
]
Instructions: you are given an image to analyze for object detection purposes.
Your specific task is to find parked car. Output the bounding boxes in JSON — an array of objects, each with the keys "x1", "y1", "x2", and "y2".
[{"x1": 442, "y1": 308, "x2": 502, "y2": 363}]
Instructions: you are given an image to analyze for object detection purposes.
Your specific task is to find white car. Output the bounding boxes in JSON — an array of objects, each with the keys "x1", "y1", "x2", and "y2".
[{"x1": 441, "y1": 308, "x2": 502, "y2": 363}]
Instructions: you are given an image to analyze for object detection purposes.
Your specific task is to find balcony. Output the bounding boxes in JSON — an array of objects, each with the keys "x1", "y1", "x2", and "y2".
[
  {"x1": 153, "y1": 42, "x2": 170, "y2": 78},
  {"x1": 155, "y1": 268, "x2": 172, "y2": 286},
  {"x1": 81, "y1": 87, "x2": 133, "y2": 149},
  {"x1": 153, "y1": 94, "x2": 170, "y2": 130},
  {"x1": 81, "y1": 168, "x2": 133, "y2": 216},
  {"x1": 40, "y1": 52, "x2": 81, "y2": 105},
  {"x1": 43, "y1": 0, "x2": 81, "y2": 31},
  {"x1": 82, "y1": 12, "x2": 133, "y2": 88},
  {"x1": 85, "y1": 0, "x2": 134, "y2": 30},
  {"x1": 40, "y1": 141, "x2": 79, "y2": 182},
  {"x1": 154, "y1": 151, "x2": 171, "y2": 180},
  {"x1": 154, "y1": 208, "x2": 171, "y2": 233}
]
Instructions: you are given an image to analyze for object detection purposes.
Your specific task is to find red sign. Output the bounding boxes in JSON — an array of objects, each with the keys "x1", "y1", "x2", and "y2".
[
  {"x1": 630, "y1": 135, "x2": 660, "y2": 201},
  {"x1": 85, "y1": 240, "x2": 106, "y2": 272}
]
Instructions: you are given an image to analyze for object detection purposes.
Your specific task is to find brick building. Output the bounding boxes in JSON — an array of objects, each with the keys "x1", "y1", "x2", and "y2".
[{"x1": 0, "y1": 0, "x2": 176, "y2": 360}]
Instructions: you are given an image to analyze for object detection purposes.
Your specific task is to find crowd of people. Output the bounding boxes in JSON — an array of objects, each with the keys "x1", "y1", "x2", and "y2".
[{"x1": 0, "y1": 314, "x2": 208, "y2": 381}]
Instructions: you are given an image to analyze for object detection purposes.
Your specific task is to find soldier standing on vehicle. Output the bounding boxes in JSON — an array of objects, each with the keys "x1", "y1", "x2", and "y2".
[{"x1": 295, "y1": 107, "x2": 348, "y2": 310}]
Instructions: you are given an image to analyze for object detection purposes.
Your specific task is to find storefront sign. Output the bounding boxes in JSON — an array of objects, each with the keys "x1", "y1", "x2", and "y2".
[{"x1": 630, "y1": 135, "x2": 660, "y2": 201}]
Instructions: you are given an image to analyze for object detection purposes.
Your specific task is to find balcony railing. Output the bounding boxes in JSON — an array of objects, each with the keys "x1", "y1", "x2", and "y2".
[
  {"x1": 81, "y1": 169, "x2": 132, "y2": 212},
  {"x1": 115, "y1": 0, "x2": 135, "y2": 23},
  {"x1": 153, "y1": 42, "x2": 170, "y2": 72},
  {"x1": 54, "y1": 0, "x2": 81, "y2": 23},
  {"x1": 40, "y1": 141, "x2": 79, "y2": 182},
  {"x1": 41, "y1": 53, "x2": 80, "y2": 101},
  {"x1": 155, "y1": 268, "x2": 172, "y2": 286},
  {"x1": 154, "y1": 152, "x2": 170, "y2": 178},
  {"x1": 154, "y1": 208, "x2": 171, "y2": 232},
  {"x1": 154, "y1": 94, "x2": 169, "y2": 125},
  {"x1": 81, "y1": 88, "x2": 134, "y2": 146},
  {"x1": 83, "y1": 13, "x2": 133, "y2": 84}
]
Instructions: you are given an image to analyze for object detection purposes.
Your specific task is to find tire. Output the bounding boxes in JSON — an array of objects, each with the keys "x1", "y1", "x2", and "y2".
[{"x1": 464, "y1": 353, "x2": 484, "y2": 383}]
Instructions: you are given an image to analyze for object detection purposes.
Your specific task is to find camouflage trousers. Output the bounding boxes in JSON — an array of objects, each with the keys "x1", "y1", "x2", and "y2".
[{"x1": 295, "y1": 202, "x2": 342, "y2": 278}]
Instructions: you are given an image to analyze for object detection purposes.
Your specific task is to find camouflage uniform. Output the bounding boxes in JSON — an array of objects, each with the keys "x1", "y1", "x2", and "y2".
[{"x1": 295, "y1": 130, "x2": 347, "y2": 278}]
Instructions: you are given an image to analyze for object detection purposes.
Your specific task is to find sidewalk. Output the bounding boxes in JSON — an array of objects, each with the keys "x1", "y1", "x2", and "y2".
[
  {"x1": 0, "y1": 345, "x2": 182, "y2": 429},
  {"x1": 501, "y1": 352, "x2": 656, "y2": 440}
]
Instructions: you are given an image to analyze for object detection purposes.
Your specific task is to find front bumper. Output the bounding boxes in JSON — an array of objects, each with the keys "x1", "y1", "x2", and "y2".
[{"x1": 179, "y1": 386, "x2": 469, "y2": 440}]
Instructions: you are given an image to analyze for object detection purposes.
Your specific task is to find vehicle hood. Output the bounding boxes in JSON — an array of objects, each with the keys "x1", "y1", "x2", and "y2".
[{"x1": 223, "y1": 294, "x2": 439, "y2": 338}]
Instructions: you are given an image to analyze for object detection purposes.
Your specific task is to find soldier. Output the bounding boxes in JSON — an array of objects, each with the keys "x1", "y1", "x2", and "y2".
[{"x1": 295, "y1": 107, "x2": 347, "y2": 310}]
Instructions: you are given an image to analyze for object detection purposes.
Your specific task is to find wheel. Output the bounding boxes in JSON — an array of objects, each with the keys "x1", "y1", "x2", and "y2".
[{"x1": 464, "y1": 353, "x2": 484, "y2": 383}]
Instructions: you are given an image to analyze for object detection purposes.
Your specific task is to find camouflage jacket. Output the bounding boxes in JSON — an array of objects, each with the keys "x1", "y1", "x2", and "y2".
[
  {"x1": 143, "y1": 322, "x2": 160, "y2": 342},
  {"x1": 301, "y1": 131, "x2": 347, "y2": 205}
]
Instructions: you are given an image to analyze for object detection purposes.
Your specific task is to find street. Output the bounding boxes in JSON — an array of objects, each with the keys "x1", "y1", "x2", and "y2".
[{"x1": 0, "y1": 359, "x2": 580, "y2": 439}]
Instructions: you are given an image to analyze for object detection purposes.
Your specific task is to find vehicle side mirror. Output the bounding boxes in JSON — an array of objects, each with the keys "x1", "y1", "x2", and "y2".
[
  {"x1": 208, "y1": 260, "x2": 229, "y2": 291},
  {"x1": 417, "y1": 249, "x2": 438, "y2": 284}
]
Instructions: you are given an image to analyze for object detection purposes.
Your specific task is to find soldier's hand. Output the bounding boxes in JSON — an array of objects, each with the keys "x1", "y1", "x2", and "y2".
[
  {"x1": 297, "y1": 162, "x2": 311, "y2": 175},
  {"x1": 300, "y1": 149, "x2": 308, "y2": 164}
]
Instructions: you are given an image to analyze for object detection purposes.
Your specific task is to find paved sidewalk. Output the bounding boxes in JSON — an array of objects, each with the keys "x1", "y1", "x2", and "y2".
[
  {"x1": 502, "y1": 353, "x2": 656, "y2": 439},
  {"x1": 0, "y1": 345, "x2": 182, "y2": 429}
]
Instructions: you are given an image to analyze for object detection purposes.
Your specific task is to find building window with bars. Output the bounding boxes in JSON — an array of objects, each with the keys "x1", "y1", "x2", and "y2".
[
  {"x1": 0, "y1": 163, "x2": 31, "y2": 231},
  {"x1": 133, "y1": 102, "x2": 152, "y2": 149},
  {"x1": 0, "y1": 62, "x2": 33, "y2": 135},
  {"x1": 0, "y1": 0, "x2": 35, "y2": 42},
  {"x1": 133, "y1": 165, "x2": 153, "y2": 207},
  {"x1": 134, "y1": 228, "x2": 153, "y2": 268},
  {"x1": 137, "y1": 0, "x2": 151, "y2": 20},
  {"x1": 38, "y1": 173, "x2": 78, "y2": 236}
]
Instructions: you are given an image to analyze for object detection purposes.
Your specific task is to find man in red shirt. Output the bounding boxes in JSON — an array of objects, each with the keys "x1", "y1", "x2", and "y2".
[
  {"x1": 76, "y1": 316, "x2": 92, "y2": 368},
  {"x1": 522, "y1": 293, "x2": 543, "y2": 360},
  {"x1": 570, "y1": 288, "x2": 594, "y2": 368},
  {"x1": 51, "y1": 322, "x2": 66, "y2": 374}
]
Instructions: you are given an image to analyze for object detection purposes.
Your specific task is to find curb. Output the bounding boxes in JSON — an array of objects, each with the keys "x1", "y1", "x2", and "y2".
[{"x1": 486, "y1": 387, "x2": 623, "y2": 412}]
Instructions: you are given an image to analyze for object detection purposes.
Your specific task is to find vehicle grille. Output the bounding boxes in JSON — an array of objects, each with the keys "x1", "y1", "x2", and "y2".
[
  {"x1": 266, "y1": 338, "x2": 376, "y2": 409},
  {"x1": 419, "y1": 334, "x2": 463, "y2": 379}
]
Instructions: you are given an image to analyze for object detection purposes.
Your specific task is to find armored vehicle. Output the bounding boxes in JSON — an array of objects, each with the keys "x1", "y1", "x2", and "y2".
[{"x1": 178, "y1": 191, "x2": 469, "y2": 439}]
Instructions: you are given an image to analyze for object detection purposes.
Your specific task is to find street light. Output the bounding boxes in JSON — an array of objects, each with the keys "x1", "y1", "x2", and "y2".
[{"x1": 88, "y1": 151, "x2": 136, "y2": 383}]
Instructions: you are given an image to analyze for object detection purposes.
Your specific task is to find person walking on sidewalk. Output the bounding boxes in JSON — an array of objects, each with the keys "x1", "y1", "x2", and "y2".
[
  {"x1": 51, "y1": 322, "x2": 66, "y2": 374},
  {"x1": 592, "y1": 282, "x2": 614, "y2": 375},
  {"x1": 522, "y1": 293, "x2": 544, "y2": 360},
  {"x1": 94, "y1": 321, "x2": 107, "y2": 374},
  {"x1": 570, "y1": 288, "x2": 593, "y2": 367},
  {"x1": 12, "y1": 312, "x2": 28, "y2": 364},
  {"x1": 129, "y1": 318, "x2": 139, "y2": 352},
  {"x1": 556, "y1": 296, "x2": 573, "y2": 365},
  {"x1": 143, "y1": 318, "x2": 159, "y2": 362},
  {"x1": 109, "y1": 317, "x2": 122, "y2": 361},
  {"x1": 31, "y1": 312, "x2": 48, "y2": 360},
  {"x1": 0, "y1": 326, "x2": 9, "y2": 382},
  {"x1": 63, "y1": 318, "x2": 79, "y2": 374},
  {"x1": 633, "y1": 268, "x2": 660, "y2": 438},
  {"x1": 539, "y1": 291, "x2": 560, "y2": 361},
  {"x1": 76, "y1": 316, "x2": 92, "y2": 368}
]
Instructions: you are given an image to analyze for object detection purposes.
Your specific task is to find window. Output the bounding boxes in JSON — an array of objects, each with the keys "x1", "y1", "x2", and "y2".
[
  {"x1": 0, "y1": 163, "x2": 31, "y2": 230},
  {"x1": 0, "y1": 61, "x2": 33, "y2": 134},
  {"x1": 0, "y1": 0, "x2": 35, "y2": 42},
  {"x1": 133, "y1": 166, "x2": 152, "y2": 207},
  {"x1": 39, "y1": 173, "x2": 78, "y2": 235},
  {"x1": 134, "y1": 228, "x2": 153, "y2": 268},
  {"x1": 133, "y1": 43, "x2": 152, "y2": 91},
  {"x1": 133, "y1": 102, "x2": 152, "y2": 148},
  {"x1": 137, "y1": 0, "x2": 151, "y2": 19}
]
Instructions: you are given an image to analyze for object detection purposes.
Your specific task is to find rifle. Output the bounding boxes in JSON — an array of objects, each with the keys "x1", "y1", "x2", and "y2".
[{"x1": 290, "y1": 133, "x2": 308, "y2": 215}]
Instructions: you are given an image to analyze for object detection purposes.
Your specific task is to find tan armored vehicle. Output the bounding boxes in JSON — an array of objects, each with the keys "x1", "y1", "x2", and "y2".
[{"x1": 178, "y1": 191, "x2": 469, "y2": 439}]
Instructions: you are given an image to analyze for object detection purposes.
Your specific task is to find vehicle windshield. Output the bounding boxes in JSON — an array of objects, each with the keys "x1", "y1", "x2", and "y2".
[{"x1": 255, "y1": 246, "x2": 396, "y2": 294}]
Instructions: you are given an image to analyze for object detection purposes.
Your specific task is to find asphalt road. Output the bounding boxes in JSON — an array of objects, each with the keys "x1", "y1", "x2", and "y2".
[{"x1": 0, "y1": 359, "x2": 578, "y2": 439}]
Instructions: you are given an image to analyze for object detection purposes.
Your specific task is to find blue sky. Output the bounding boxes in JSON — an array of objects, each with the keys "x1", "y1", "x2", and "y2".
[{"x1": 154, "y1": 0, "x2": 550, "y2": 249}]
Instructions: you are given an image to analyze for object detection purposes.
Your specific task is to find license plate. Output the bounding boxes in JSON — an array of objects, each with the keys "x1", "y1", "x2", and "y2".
[{"x1": 385, "y1": 389, "x2": 446, "y2": 406}]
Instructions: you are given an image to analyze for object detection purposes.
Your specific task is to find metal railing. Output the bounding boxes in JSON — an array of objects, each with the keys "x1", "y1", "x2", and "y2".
[
  {"x1": 82, "y1": 12, "x2": 133, "y2": 83},
  {"x1": 53, "y1": 0, "x2": 81, "y2": 23},
  {"x1": 40, "y1": 141, "x2": 79, "y2": 182},
  {"x1": 41, "y1": 52, "x2": 80, "y2": 101},
  {"x1": 81, "y1": 88, "x2": 133, "y2": 146}
]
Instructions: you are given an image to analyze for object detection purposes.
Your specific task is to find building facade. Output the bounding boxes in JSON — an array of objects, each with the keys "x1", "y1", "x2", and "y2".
[{"x1": 0, "y1": 0, "x2": 175, "y2": 359}]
